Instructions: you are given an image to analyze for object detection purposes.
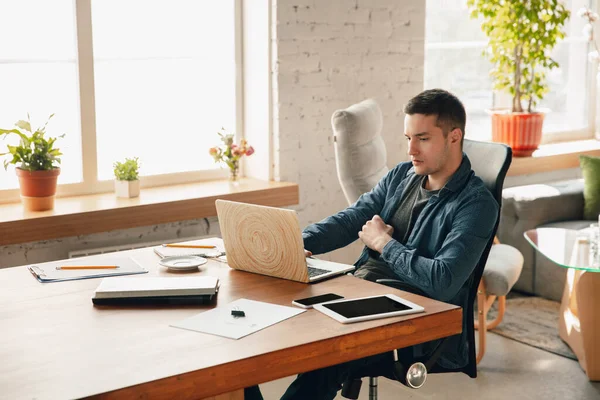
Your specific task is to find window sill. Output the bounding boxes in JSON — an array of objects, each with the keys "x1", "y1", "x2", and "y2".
[
  {"x1": 507, "y1": 139, "x2": 600, "y2": 176},
  {"x1": 0, "y1": 178, "x2": 299, "y2": 246}
]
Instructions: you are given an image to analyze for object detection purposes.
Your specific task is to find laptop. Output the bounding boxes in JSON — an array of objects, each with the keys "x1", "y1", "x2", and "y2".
[{"x1": 215, "y1": 199, "x2": 356, "y2": 283}]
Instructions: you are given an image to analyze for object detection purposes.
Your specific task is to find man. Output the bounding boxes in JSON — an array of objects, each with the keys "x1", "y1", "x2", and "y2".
[{"x1": 246, "y1": 89, "x2": 498, "y2": 400}]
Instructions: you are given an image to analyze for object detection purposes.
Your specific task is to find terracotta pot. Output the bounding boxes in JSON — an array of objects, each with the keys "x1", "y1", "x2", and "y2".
[
  {"x1": 489, "y1": 109, "x2": 546, "y2": 157},
  {"x1": 15, "y1": 168, "x2": 60, "y2": 211}
]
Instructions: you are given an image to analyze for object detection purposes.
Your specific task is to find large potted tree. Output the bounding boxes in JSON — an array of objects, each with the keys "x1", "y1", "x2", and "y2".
[
  {"x1": 0, "y1": 114, "x2": 64, "y2": 211},
  {"x1": 467, "y1": 0, "x2": 570, "y2": 156}
]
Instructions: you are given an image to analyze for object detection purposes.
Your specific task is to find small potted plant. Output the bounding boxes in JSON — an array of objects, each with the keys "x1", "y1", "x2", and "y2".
[
  {"x1": 0, "y1": 114, "x2": 64, "y2": 211},
  {"x1": 467, "y1": 0, "x2": 570, "y2": 156},
  {"x1": 209, "y1": 128, "x2": 254, "y2": 182},
  {"x1": 113, "y1": 157, "x2": 140, "y2": 198}
]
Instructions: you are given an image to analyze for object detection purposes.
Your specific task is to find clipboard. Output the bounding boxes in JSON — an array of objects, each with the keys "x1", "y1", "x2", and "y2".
[{"x1": 28, "y1": 256, "x2": 148, "y2": 283}]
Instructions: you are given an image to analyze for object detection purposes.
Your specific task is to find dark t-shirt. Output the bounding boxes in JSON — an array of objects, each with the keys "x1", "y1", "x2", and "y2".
[{"x1": 355, "y1": 175, "x2": 439, "y2": 281}]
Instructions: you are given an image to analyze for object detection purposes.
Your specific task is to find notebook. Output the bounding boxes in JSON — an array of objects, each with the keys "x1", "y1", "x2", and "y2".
[
  {"x1": 28, "y1": 256, "x2": 147, "y2": 283},
  {"x1": 92, "y1": 276, "x2": 219, "y2": 306},
  {"x1": 215, "y1": 199, "x2": 355, "y2": 283}
]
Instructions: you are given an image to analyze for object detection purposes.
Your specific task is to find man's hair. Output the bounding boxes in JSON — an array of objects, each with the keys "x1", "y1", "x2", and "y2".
[{"x1": 403, "y1": 89, "x2": 466, "y2": 144}]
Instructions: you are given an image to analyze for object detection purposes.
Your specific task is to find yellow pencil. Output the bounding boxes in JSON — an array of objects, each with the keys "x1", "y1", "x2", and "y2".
[
  {"x1": 57, "y1": 266, "x2": 119, "y2": 270},
  {"x1": 162, "y1": 244, "x2": 216, "y2": 249}
]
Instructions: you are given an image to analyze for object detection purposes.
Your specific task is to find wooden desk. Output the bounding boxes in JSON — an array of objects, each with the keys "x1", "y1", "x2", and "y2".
[{"x1": 0, "y1": 245, "x2": 462, "y2": 400}]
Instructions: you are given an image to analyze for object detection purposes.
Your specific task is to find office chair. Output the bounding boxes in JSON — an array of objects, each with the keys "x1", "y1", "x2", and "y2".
[{"x1": 331, "y1": 100, "x2": 512, "y2": 398}]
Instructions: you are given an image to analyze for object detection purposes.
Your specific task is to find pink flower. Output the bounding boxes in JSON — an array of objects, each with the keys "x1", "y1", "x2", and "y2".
[
  {"x1": 232, "y1": 148, "x2": 243, "y2": 157},
  {"x1": 245, "y1": 146, "x2": 255, "y2": 156},
  {"x1": 209, "y1": 147, "x2": 218, "y2": 156}
]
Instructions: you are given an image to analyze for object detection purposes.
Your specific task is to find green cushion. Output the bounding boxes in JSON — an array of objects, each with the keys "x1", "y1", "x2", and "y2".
[{"x1": 579, "y1": 155, "x2": 600, "y2": 220}]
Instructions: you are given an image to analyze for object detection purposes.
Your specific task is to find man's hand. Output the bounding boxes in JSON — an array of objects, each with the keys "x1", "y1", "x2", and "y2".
[
  {"x1": 358, "y1": 215, "x2": 394, "y2": 253},
  {"x1": 304, "y1": 249, "x2": 312, "y2": 257}
]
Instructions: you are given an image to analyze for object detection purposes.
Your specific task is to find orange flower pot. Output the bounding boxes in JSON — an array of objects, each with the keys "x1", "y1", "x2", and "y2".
[
  {"x1": 15, "y1": 168, "x2": 60, "y2": 211},
  {"x1": 489, "y1": 109, "x2": 546, "y2": 157}
]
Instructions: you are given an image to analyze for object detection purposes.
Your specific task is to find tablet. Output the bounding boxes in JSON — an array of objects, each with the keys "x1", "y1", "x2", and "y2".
[{"x1": 313, "y1": 294, "x2": 425, "y2": 324}]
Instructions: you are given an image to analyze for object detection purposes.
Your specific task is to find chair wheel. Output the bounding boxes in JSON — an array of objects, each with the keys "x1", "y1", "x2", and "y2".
[{"x1": 393, "y1": 361, "x2": 427, "y2": 389}]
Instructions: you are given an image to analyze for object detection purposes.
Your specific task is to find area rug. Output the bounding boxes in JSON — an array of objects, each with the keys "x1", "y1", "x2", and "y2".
[{"x1": 480, "y1": 296, "x2": 576, "y2": 360}]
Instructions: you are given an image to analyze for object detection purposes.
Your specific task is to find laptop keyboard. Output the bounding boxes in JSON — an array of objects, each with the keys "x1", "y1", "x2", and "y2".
[
  {"x1": 307, "y1": 266, "x2": 331, "y2": 278},
  {"x1": 306, "y1": 259, "x2": 332, "y2": 278}
]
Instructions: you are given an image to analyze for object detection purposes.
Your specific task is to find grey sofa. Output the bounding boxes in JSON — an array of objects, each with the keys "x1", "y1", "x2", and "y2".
[{"x1": 498, "y1": 179, "x2": 594, "y2": 301}]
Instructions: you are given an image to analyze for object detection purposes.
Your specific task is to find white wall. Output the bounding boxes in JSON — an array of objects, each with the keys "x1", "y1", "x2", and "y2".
[{"x1": 272, "y1": 0, "x2": 425, "y2": 263}]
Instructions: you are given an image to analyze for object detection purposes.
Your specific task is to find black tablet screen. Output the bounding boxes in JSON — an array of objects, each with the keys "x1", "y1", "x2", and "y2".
[{"x1": 322, "y1": 296, "x2": 412, "y2": 318}]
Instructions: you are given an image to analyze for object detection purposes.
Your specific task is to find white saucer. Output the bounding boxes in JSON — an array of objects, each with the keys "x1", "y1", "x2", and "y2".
[{"x1": 159, "y1": 256, "x2": 208, "y2": 271}]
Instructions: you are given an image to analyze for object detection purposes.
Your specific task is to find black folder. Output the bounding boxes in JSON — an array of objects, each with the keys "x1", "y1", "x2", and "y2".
[{"x1": 92, "y1": 293, "x2": 216, "y2": 306}]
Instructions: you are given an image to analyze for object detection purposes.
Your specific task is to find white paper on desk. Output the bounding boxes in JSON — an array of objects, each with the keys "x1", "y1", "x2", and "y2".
[{"x1": 170, "y1": 298, "x2": 306, "y2": 339}]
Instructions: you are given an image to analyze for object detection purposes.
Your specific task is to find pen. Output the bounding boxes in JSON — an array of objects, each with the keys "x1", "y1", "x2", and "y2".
[
  {"x1": 56, "y1": 266, "x2": 120, "y2": 270},
  {"x1": 162, "y1": 244, "x2": 216, "y2": 249}
]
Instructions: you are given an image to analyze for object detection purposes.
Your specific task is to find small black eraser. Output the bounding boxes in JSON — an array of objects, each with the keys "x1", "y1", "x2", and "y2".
[{"x1": 231, "y1": 310, "x2": 245, "y2": 317}]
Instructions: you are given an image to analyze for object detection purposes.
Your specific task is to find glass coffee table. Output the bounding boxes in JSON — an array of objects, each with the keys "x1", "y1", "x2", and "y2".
[{"x1": 525, "y1": 228, "x2": 600, "y2": 381}]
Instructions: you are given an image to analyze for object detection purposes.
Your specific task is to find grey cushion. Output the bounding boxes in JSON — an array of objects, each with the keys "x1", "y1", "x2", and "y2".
[
  {"x1": 482, "y1": 244, "x2": 524, "y2": 296},
  {"x1": 332, "y1": 99, "x2": 389, "y2": 205},
  {"x1": 499, "y1": 179, "x2": 590, "y2": 295}
]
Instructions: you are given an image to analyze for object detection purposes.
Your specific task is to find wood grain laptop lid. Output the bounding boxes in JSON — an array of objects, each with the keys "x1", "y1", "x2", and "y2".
[{"x1": 215, "y1": 200, "x2": 310, "y2": 282}]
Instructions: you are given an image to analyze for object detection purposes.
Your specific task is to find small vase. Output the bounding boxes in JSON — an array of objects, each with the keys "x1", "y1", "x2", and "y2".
[
  {"x1": 229, "y1": 166, "x2": 239, "y2": 183},
  {"x1": 115, "y1": 179, "x2": 140, "y2": 198}
]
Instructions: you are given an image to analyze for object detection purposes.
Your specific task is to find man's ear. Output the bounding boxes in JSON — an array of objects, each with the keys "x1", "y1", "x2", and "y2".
[{"x1": 450, "y1": 128, "x2": 462, "y2": 144}]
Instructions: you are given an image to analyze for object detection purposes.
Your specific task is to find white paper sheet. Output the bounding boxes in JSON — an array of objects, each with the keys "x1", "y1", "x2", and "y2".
[{"x1": 171, "y1": 298, "x2": 306, "y2": 339}]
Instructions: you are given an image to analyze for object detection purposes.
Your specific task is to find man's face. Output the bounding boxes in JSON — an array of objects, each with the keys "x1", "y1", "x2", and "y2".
[{"x1": 404, "y1": 114, "x2": 451, "y2": 176}]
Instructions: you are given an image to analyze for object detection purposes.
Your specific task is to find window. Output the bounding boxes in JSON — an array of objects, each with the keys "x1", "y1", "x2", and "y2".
[
  {"x1": 425, "y1": 0, "x2": 593, "y2": 144},
  {"x1": 0, "y1": 1, "x2": 81, "y2": 191},
  {"x1": 0, "y1": 0, "x2": 239, "y2": 202}
]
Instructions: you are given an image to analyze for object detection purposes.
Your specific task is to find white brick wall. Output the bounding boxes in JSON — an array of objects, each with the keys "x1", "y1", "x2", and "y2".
[
  {"x1": 0, "y1": 217, "x2": 219, "y2": 269},
  {"x1": 273, "y1": 0, "x2": 425, "y2": 263}
]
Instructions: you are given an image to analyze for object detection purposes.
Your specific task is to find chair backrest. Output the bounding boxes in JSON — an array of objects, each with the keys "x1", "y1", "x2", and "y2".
[
  {"x1": 332, "y1": 99, "x2": 389, "y2": 206},
  {"x1": 463, "y1": 139, "x2": 511, "y2": 206},
  {"x1": 455, "y1": 139, "x2": 512, "y2": 377}
]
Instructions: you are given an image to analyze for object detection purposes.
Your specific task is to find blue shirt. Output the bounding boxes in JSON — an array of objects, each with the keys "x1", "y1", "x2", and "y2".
[{"x1": 302, "y1": 154, "x2": 498, "y2": 368}]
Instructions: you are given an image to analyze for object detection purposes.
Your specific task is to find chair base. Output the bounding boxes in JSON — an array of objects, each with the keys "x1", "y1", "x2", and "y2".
[{"x1": 369, "y1": 377, "x2": 378, "y2": 400}]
